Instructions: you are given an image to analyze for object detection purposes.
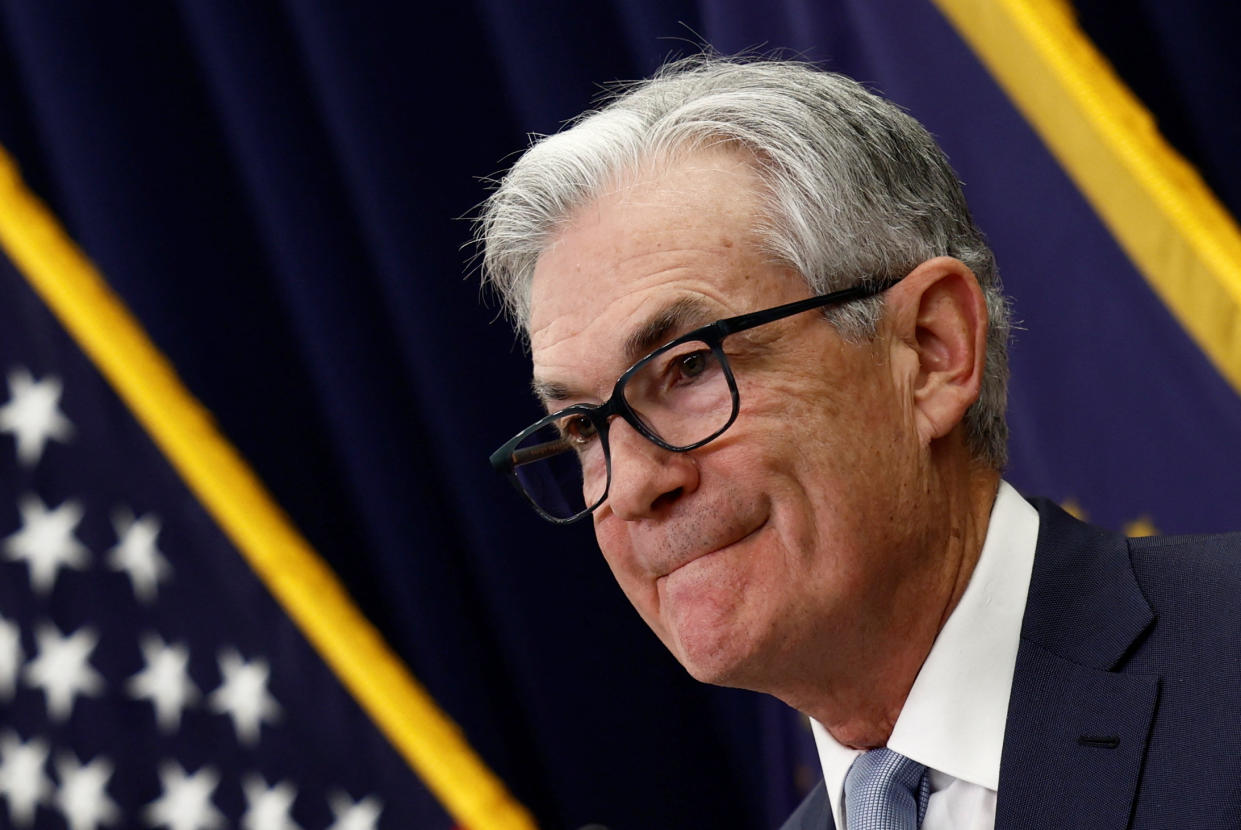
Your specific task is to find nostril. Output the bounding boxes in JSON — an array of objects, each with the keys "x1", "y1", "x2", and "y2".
[{"x1": 651, "y1": 487, "x2": 684, "y2": 511}]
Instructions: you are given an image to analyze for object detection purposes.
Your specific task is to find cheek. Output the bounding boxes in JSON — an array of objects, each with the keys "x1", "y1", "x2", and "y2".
[
  {"x1": 760, "y1": 361, "x2": 906, "y2": 482},
  {"x1": 729, "y1": 377, "x2": 912, "y2": 577}
]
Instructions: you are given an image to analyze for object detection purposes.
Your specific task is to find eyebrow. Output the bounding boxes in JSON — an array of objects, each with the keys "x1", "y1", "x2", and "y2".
[
  {"x1": 622, "y1": 296, "x2": 717, "y2": 364},
  {"x1": 531, "y1": 378, "x2": 571, "y2": 406},
  {"x1": 531, "y1": 295, "x2": 720, "y2": 408}
]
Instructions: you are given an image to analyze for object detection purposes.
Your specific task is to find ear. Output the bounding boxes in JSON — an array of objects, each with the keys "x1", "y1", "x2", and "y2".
[{"x1": 887, "y1": 257, "x2": 988, "y2": 446}]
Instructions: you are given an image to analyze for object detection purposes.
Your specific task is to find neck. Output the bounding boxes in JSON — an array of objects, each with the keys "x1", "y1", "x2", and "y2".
[{"x1": 788, "y1": 465, "x2": 1001, "y2": 749}]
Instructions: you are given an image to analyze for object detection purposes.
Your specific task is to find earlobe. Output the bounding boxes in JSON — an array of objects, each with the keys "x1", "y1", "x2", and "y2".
[{"x1": 892, "y1": 257, "x2": 988, "y2": 445}]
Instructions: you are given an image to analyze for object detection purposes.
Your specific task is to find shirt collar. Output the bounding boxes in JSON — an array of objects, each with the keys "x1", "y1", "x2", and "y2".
[{"x1": 810, "y1": 480, "x2": 1039, "y2": 830}]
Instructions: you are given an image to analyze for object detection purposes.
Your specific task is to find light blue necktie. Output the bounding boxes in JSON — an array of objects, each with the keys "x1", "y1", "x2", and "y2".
[{"x1": 843, "y1": 748, "x2": 931, "y2": 830}]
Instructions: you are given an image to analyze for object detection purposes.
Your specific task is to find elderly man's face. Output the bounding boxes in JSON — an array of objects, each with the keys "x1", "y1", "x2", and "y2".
[{"x1": 527, "y1": 149, "x2": 928, "y2": 694}]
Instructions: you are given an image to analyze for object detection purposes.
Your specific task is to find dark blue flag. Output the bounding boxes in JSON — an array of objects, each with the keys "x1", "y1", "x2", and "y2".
[{"x1": 0, "y1": 148, "x2": 534, "y2": 830}]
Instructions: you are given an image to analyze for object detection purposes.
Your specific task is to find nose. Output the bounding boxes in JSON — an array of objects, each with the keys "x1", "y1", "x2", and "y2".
[{"x1": 603, "y1": 418, "x2": 699, "y2": 520}]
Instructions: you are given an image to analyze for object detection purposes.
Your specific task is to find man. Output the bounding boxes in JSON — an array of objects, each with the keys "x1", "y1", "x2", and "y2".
[{"x1": 478, "y1": 56, "x2": 1241, "y2": 829}]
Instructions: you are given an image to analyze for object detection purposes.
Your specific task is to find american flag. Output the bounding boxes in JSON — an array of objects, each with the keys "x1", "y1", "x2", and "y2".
[{"x1": 0, "y1": 218, "x2": 470, "y2": 828}]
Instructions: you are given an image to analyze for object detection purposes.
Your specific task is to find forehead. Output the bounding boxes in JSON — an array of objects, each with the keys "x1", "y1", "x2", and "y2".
[{"x1": 527, "y1": 149, "x2": 807, "y2": 392}]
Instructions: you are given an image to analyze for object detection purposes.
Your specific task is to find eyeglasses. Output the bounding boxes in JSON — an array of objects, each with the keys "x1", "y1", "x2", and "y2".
[{"x1": 490, "y1": 277, "x2": 901, "y2": 524}]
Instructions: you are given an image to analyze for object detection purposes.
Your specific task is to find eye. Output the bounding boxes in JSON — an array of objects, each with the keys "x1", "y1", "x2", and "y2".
[
  {"x1": 560, "y1": 414, "x2": 599, "y2": 446},
  {"x1": 675, "y1": 350, "x2": 710, "y2": 380}
]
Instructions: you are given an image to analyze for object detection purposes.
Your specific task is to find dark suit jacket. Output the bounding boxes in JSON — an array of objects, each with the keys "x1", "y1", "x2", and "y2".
[{"x1": 780, "y1": 498, "x2": 1241, "y2": 829}]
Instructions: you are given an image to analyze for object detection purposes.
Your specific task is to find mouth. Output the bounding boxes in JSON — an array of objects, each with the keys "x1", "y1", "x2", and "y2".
[{"x1": 655, "y1": 517, "x2": 768, "y2": 581}]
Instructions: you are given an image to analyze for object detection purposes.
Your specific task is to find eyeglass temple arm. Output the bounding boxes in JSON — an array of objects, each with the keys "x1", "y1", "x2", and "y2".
[
  {"x1": 507, "y1": 437, "x2": 574, "y2": 467},
  {"x1": 714, "y1": 278, "x2": 901, "y2": 336}
]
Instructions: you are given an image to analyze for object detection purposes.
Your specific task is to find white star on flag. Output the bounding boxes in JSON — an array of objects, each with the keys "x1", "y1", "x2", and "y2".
[
  {"x1": 0, "y1": 613, "x2": 23, "y2": 701},
  {"x1": 23, "y1": 622, "x2": 104, "y2": 722},
  {"x1": 327, "y1": 791, "x2": 383, "y2": 830},
  {"x1": 0, "y1": 731, "x2": 52, "y2": 828},
  {"x1": 241, "y1": 775, "x2": 301, "y2": 830},
  {"x1": 127, "y1": 633, "x2": 199, "y2": 733},
  {"x1": 107, "y1": 509, "x2": 172, "y2": 602},
  {"x1": 0, "y1": 367, "x2": 74, "y2": 467},
  {"x1": 208, "y1": 650, "x2": 280, "y2": 746},
  {"x1": 3, "y1": 494, "x2": 90, "y2": 594},
  {"x1": 53, "y1": 752, "x2": 120, "y2": 830},
  {"x1": 143, "y1": 762, "x2": 224, "y2": 830}
]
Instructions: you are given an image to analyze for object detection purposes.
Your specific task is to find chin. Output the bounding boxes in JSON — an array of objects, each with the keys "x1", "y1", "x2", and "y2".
[
  {"x1": 670, "y1": 622, "x2": 769, "y2": 689},
  {"x1": 679, "y1": 652, "x2": 746, "y2": 687},
  {"x1": 658, "y1": 571, "x2": 782, "y2": 690}
]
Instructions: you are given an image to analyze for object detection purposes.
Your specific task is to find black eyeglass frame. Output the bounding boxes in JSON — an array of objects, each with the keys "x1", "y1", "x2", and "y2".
[{"x1": 490, "y1": 276, "x2": 903, "y2": 524}]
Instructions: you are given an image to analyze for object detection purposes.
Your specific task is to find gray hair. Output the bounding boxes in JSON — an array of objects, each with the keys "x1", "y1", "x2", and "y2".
[{"x1": 477, "y1": 55, "x2": 1010, "y2": 469}]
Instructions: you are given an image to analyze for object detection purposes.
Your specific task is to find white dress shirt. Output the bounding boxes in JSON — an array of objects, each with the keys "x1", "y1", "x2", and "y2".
[{"x1": 809, "y1": 481, "x2": 1039, "y2": 830}]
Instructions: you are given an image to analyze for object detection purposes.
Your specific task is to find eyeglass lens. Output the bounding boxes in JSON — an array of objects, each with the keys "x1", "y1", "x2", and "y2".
[{"x1": 509, "y1": 339, "x2": 733, "y2": 520}]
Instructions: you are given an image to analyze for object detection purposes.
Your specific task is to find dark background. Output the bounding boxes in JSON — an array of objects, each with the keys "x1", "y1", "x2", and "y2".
[{"x1": 1, "y1": 2, "x2": 1238, "y2": 828}]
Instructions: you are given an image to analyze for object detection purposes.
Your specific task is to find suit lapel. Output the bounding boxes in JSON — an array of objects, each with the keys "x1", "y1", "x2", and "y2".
[
  {"x1": 997, "y1": 641, "x2": 1157, "y2": 829},
  {"x1": 778, "y1": 779, "x2": 834, "y2": 830},
  {"x1": 996, "y1": 500, "x2": 1158, "y2": 830}
]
